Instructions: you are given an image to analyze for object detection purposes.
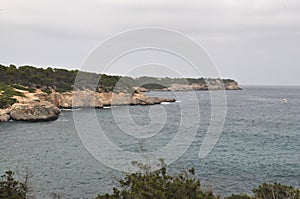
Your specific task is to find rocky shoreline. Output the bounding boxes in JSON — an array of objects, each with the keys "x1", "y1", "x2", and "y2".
[
  {"x1": 0, "y1": 90, "x2": 176, "y2": 122},
  {"x1": 136, "y1": 82, "x2": 241, "y2": 92},
  {"x1": 0, "y1": 80, "x2": 241, "y2": 122}
]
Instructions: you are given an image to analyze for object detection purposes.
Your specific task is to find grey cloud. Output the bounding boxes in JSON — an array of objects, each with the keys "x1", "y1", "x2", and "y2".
[{"x1": 0, "y1": 0, "x2": 300, "y2": 85}]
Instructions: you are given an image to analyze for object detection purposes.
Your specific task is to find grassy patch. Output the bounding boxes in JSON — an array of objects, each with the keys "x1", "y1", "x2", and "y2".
[
  {"x1": 12, "y1": 84, "x2": 35, "y2": 93},
  {"x1": 0, "y1": 82, "x2": 24, "y2": 108},
  {"x1": 41, "y1": 88, "x2": 52, "y2": 94},
  {"x1": 0, "y1": 95, "x2": 17, "y2": 108},
  {"x1": 0, "y1": 82, "x2": 24, "y2": 98}
]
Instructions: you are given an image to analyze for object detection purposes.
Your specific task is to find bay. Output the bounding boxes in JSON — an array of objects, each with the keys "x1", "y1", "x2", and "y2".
[{"x1": 1, "y1": 86, "x2": 299, "y2": 198}]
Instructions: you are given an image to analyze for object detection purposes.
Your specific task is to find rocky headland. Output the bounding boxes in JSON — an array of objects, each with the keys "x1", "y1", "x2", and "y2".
[
  {"x1": 136, "y1": 81, "x2": 241, "y2": 92},
  {"x1": 0, "y1": 64, "x2": 241, "y2": 122},
  {"x1": 0, "y1": 89, "x2": 175, "y2": 122}
]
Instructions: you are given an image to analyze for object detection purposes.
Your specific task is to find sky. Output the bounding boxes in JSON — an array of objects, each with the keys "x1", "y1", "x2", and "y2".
[{"x1": 0, "y1": 0, "x2": 300, "y2": 85}]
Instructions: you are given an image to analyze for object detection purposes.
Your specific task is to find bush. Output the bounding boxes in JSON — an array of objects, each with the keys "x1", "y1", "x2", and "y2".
[
  {"x1": 0, "y1": 171, "x2": 28, "y2": 199},
  {"x1": 0, "y1": 169, "x2": 299, "y2": 199},
  {"x1": 0, "y1": 64, "x2": 239, "y2": 95},
  {"x1": 55, "y1": 86, "x2": 71, "y2": 93},
  {"x1": 95, "y1": 162, "x2": 300, "y2": 199},
  {"x1": 0, "y1": 95, "x2": 17, "y2": 108},
  {"x1": 41, "y1": 88, "x2": 52, "y2": 94},
  {"x1": 0, "y1": 82, "x2": 24, "y2": 98},
  {"x1": 96, "y1": 161, "x2": 218, "y2": 199},
  {"x1": 142, "y1": 83, "x2": 167, "y2": 90},
  {"x1": 225, "y1": 194, "x2": 253, "y2": 199},
  {"x1": 11, "y1": 85, "x2": 35, "y2": 93},
  {"x1": 0, "y1": 82, "x2": 24, "y2": 108},
  {"x1": 225, "y1": 183, "x2": 300, "y2": 199},
  {"x1": 253, "y1": 182, "x2": 300, "y2": 199}
]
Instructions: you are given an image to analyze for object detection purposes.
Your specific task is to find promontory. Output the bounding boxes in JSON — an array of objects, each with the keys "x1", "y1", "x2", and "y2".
[{"x1": 0, "y1": 64, "x2": 241, "y2": 122}]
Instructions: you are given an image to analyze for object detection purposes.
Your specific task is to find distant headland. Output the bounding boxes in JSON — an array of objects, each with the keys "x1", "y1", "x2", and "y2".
[{"x1": 0, "y1": 64, "x2": 241, "y2": 122}]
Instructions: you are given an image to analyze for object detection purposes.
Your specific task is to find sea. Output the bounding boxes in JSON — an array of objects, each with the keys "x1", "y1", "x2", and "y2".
[{"x1": 0, "y1": 86, "x2": 299, "y2": 198}]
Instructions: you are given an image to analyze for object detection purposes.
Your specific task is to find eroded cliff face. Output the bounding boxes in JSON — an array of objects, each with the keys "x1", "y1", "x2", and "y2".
[
  {"x1": 34, "y1": 91, "x2": 175, "y2": 108},
  {"x1": 0, "y1": 90, "x2": 176, "y2": 122},
  {"x1": 147, "y1": 82, "x2": 241, "y2": 91},
  {"x1": 36, "y1": 91, "x2": 104, "y2": 109}
]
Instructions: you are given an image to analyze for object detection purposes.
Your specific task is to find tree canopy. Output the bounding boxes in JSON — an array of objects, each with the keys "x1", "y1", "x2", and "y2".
[{"x1": 0, "y1": 64, "x2": 238, "y2": 94}]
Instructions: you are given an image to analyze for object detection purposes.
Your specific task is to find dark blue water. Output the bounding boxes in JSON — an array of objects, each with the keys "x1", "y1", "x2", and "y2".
[{"x1": 1, "y1": 86, "x2": 299, "y2": 198}]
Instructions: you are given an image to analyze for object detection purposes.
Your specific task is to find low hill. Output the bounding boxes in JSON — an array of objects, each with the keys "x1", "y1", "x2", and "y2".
[{"x1": 0, "y1": 64, "x2": 240, "y2": 92}]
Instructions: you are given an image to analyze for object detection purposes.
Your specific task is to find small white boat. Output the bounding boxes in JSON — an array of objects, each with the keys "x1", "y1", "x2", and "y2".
[{"x1": 281, "y1": 98, "x2": 288, "y2": 103}]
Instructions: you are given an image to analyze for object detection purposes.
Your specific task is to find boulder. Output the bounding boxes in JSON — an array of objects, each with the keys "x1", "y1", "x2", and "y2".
[
  {"x1": 130, "y1": 94, "x2": 175, "y2": 106},
  {"x1": 225, "y1": 82, "x2": 242, "y2": 90},
  {"x1": 0, "y1": 109, "x2": 10, "y2": 122},
  {"x1": 134, "y1": 87, "x2": 149, "y2": 92},
  {"x1": 10, "y1": 101, "x2": 61, "y2": 122}
]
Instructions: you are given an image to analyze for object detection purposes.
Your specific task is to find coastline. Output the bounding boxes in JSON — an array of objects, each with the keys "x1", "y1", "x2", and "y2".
[
  {"x1": 0, "y1": 90, "x2": 176, "y2": 122},
  {"x1": 0, "y1": 64, "x2": 242, "y2": 122}
]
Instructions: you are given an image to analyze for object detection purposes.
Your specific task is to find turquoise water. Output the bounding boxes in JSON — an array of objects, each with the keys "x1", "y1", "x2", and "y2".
[{"x1": 0, "y1": 86, "x2": 300, "y2": 198}]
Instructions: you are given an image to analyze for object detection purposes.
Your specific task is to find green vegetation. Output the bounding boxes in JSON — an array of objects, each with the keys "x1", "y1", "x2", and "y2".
[
  {"x1": 0, "y1": 82, "x2": 24, "y2": 108},
  {"x1": 95, "y1": 161, "x2": 300, "y2": 199},
  {"x1": 0, "y1": 82, "x2": 24, "y2": 97},
  {"x1": 142, "y1": 83, "x2": 167, "y2": 90},
  {"x1": 41, "y1": 88, "x2": 52, "y2": 94},
  {"x1": 96, "y1": 161, "x2": 216, "y2": 199},
  {"x1": 0, "y1": 168, "x2": 299, "y2": 199},
  {"x1": 225, "y1": 182, "x2": 300, "y2": 199},
  {"x1": 0, "y1": 96, "x2": 16, "y2": 109},
  {"x1": 253, "y1": 182, "x2": 300, "y2": 199},
  {"x1": 224, "y1": 193, "x2": 253, "y2": 199},
  {"x1": 0, "y1": 171, "x2": 28, "y2": 199},
  {"x1": 0, "y1": 64, "x2": 77, "y2": 92},
  {"x1": 0, "y1": 64, "x2": 238, "y2": 94},
  {"x1": 0, "y1": 64, "x2": 239, "y2": 108},
  {"x1": 11, "y1": 85, "x2": 35, "y2": 93}
]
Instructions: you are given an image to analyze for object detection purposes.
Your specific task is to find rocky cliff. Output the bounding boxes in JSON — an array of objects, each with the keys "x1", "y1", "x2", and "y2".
[
  {"x1": 140, "y1": 81, "x2": 241, "y2": 91},
  {"x1": 0, "y1": 108, "x2": 10, "y2": 122},
  {"x1": 34, "y1": 91, "x2": 175, "y2": 108},
  {"x1": 9, "y1": 101, "x2": 61, "y2": 122},
  {"x1": 0, "y1": 89, "x2": 175, "y2": 122},
  {"x1": 0, "y1": 64, "x2": 241, "y2": 122}
]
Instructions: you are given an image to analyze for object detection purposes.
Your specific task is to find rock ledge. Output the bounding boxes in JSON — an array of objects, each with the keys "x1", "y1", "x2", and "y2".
[{"x1": 9, "y1": 101, "x2": 61, "y2": 122}]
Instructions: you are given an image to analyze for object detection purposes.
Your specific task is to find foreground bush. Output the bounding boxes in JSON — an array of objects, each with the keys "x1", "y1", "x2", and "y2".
[
  {"x1": 253, "y1": 182, "x2": 300, "y2": 199},
  {"x1": 225, "y1": 193, "x2": 253, "y2": 199},
  {"x1": 225, "y1": 182, "x2": 300, "y2": 199},
  {"x1": 0, "y1": 171, "x2": 28, "y2": 199},
  {"x1": 96, "y1": 160, "x2": 218, "y2": 199},
  {"x1": 96, "y1": 166, "x2": 217, "y2": 199},
  {"x1": 0, "y1": 82, "x2": 24, "y2": 108},
  {"x1": 1, "y1": 169, "x2": 299, "y2": 199},
  {"x1": 96, "y1": 160, "x2": 300, "y2": 199}
]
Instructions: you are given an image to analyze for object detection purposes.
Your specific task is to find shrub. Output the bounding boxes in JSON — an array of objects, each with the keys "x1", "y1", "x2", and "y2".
[
  {"x1": 0, "y1": 96, "x2": 17, "y2": 108},
  {"x1": 0, "y1": 171, "x2": 28, "y2": 199},
  {"x1": 0, "y1": 82, "x2": 24, "y2": 98},
  {"x1": 142, "y1": 83, "x2": 167, "y2": 90},
  {"x1": 41, "y1": 88, "x2": 52, "y2": 94},
  {"x1": 225, "y1": 194, "x2": 253, "y2": 199},
  {"x1": 96, "y1": 161, "x2": 218, "y2": 199},
  {"x1": 11, "y1": 85, "x2": 35, "y2": 93},
  {"x1": 0, "y1": 82, "x2": 24, "y2": 108},
  {"x1": 225, "y1": 183, "x2": 300, "y2": 199},
  {"x1": 253, "y1": 182, "x2": 300, "y2": 199}
]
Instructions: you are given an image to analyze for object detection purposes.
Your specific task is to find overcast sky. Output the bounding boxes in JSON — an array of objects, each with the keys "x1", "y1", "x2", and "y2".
[{"x1": 0, "y1": 0, "x2": 300, "y2": 85}]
